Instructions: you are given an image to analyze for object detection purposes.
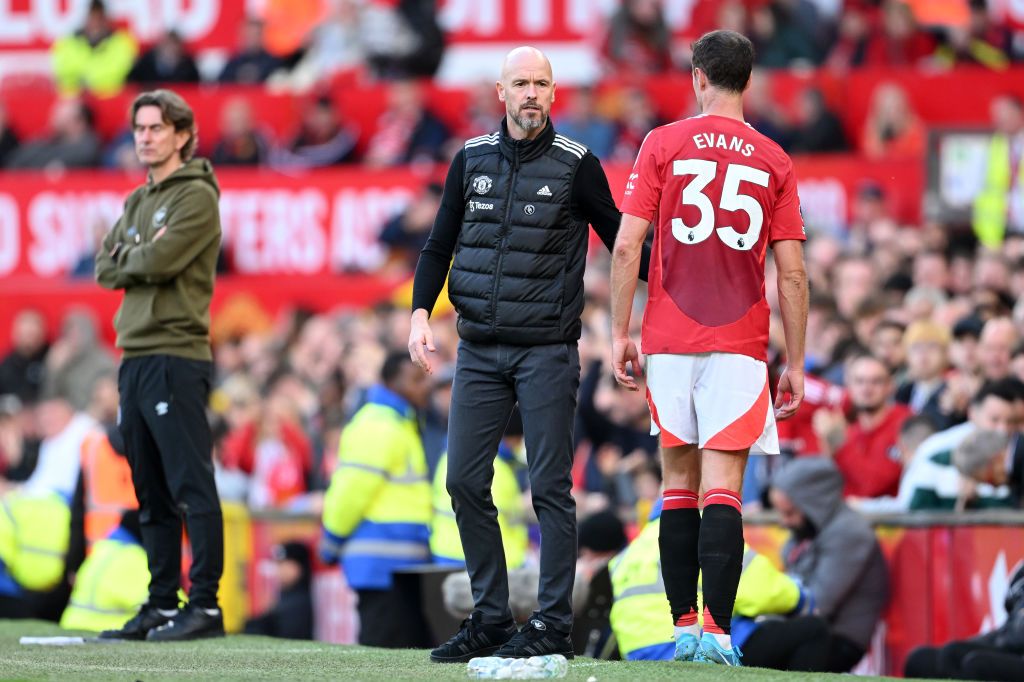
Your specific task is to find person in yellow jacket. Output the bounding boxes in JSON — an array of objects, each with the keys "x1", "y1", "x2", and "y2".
[
  {"x1": 320, "y1": 352, "x2": 433, "y2": 648},
  {"x1": 61, "y1": 510, "x2": 149, "y2": 632},
  {"x1": 0, "y1": 489, "x2": 72, "y2": 617},
  {"x1": 973, "y1": 94, "x2": 1024, "y2": 248},
  {"x1": 51, "y1": 1, "x2": 137, "y2": 97},
  {"x1": 431, "y1": 410, "x2": 527, "y2": 570},
  {"x1": 609, "y1": 499, "x2": 814, "y2": 663}
]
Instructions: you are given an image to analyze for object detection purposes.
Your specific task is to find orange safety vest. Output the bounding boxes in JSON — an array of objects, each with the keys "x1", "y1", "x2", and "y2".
[{"x1": 80, "y1": 431, "x2": 138, "y2": 550}]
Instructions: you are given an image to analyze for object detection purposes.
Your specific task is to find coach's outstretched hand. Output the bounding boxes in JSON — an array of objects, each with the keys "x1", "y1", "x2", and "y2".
[
  {"x1": 408, "y1": 308, "x2": 436, "y2": 374},
  {"x1": 774, "y1": 367, "x2": 804, "y2": 420},
  {"x1": 612, "y1": 336, "x2": 642, "y2": 391}
]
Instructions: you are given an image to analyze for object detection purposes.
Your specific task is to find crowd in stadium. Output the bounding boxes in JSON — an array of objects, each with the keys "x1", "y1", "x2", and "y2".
[{"x1": 0, "y1": 0, "x2": 1023, "y2": 675}]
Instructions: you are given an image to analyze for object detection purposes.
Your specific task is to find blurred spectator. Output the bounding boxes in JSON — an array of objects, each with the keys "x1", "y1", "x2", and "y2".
[
  {"x1": 6, "y1": 100, "x2": 100, "y2": 170},
  {"x1": 847, "y1": 181, "x2": 898, "y2": 250},
  {"x1": 603, "y1": 0, "x2": 672, "y2": 75},
  {"x1": 744, "y1": 71, "x2": 791, "y2": 148},
  {"x1": 608, "y1": 87, "x2": 662, "y2": 164},
  {"x1": 219, "y1": 18, "x2": 282, "y2": 84},
  {"x1": 379, "y1": 182, "x2": 443, "y2": 270},
  {"x1": 219, "y1": 373, "x2": 312, "y2": 509},
  {"x1": 899, "y1": 379, "x2": 1020, "y2": 511},
  {"x1": 0, "y1": 103, "x2": 19, "y2": 167},
  {"x1": 817, "y1": 355, "x2": 911, "y2": 499},
  {"x1": 826, "y1": 4, "x2": 872, "y2": 70},
  {"x1": 127, "y1": 31, "x2": 200, "y2": 85},
  {"x1": 951, "y1": 429, "x2": 1015, "y2": 511},
  {"x1": 244, "y1": 541, "x2": 314, "y2": 640},
  {"x1": 41, "y1": 311, "x2": 116, "y2": 414},
  {"x1": 363, "y1": 0, "x2": 445, "y2": 79},
  {"x1": 788, "y1": 88, "x2": 847, "y2": 153},
  {"x1": 896, "y1": 321, "x2": 951, "y2": 425},
  {"x1": 870, "y1": 319, "x2": 906, "y2": 376},
  {"x1": 364, "y1": 80, "x2": 450, "y2": 167},
  {"x1": 556, "y1": 87, "x2": 617, "y2": 160},
  {"x1": 0, "y1": 310, "x2": 49, "y2": 404},
  {"x1": 23, "y1": 387, "x2": 97, "y2": 500},
  {"x1": 861, "y1": 82, "x2": 926, "y2": 158},
  {"x1": 973, "y1": 94, "x2": 1024, "y2": 249},
  {"x1": 273, "y1": 96, "x2": 357, "y2": 168},
  {"x1": 750, "y1": 1, "x2": 822, "y2": 68},
  {"x1": 932, "y1": 0, "x2": 1011, "y2": 70},
  {"x1": 211, "y1": 98, "x2": 270, "y2": 166},
  {"x1": 51, "y1": 0, "x2": 137, "y2": 97},
  {"x1": 286, "y1": 0, "x2": 366, "y2": 87},
  {"x1": 849, "y1": 414, "x2": 940, "y2": 513},
  {"x1": 319, "y1": 352, "x2": 433, "y2": 648},
  {"x1": 100, "y1": 128, "x2": 144, "y2": 172},
  {"x1": 913, "y1": 250, "x2": 950, "y2": 292},
  {"x1": 777, "y1": 371, "x2": 846, "y2": 457},
  {"x1": 906, "y1": 560, "x2": 1024, "y2": 680},
  {"x1": 456, "y1": 81, "x2": 505, "y2": 143},
  {"x1": 59, "y1": 509, "x2": 147, "y2": 632},
  {"x1": 769, "y1": 458, "x2": 889, "y2": 673},
  {"x1": 833, "y1": 256, "x2": 876, "y2": 321},
  {"x1": 860, "y1": 0, "x2": 936, "y2": 68},
  {"x1": 978, "y1": 317, "x2": 1017, "y2": 381}
]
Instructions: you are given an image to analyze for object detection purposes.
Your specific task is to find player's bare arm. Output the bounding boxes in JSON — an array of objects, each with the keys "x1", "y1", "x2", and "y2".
[
  {"x1": 772, "y1": 238, "x2": 808, "y2": 420},
  {"x1": 610, "y1": 212, "x2": 650, "y2": 391}
]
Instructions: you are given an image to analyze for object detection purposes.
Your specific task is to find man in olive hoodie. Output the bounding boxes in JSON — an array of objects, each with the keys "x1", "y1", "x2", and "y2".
[{"x1": 95, "y1": 89, "x2": 224, "y2": 642}]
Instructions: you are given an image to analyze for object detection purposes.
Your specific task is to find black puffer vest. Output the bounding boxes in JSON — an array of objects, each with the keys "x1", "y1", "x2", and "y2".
[{"x1": 447, "y1": 120, "x2": 589, "y2": 345}]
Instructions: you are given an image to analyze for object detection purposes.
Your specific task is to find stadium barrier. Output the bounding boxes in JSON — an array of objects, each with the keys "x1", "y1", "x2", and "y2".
[{"x1": 240, "y1": 510, "x2": 1024, "y2": 676}]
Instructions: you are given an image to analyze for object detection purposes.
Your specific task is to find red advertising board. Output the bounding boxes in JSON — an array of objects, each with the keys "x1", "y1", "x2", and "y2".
[{"x1": 0, "y1": 158, "x2": 921, "y2": 280}]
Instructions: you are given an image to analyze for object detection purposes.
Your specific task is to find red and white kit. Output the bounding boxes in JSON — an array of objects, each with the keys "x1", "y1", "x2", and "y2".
[{"x1": 622, "y1": 114, "x2": 806, "y2": 453}]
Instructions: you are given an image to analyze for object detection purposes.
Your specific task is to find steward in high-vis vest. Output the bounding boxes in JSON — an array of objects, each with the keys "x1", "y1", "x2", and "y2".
[
  {"x1": 0, "y1": 491, "x2": 72, "y2": 598},
  {"x1": 79, "y1": 427, "x2": 138, "y2": 550},
  {"x1": 320, "y1": 353, "x2": 433, "y2": 648},
  {"x1": 431, "y1": 439, "x2": 527, "y2": 570},
  {"x1": 61, "y1": 510, "x2": 149, "y2": 632},
  {"x1": 609, "y1": 500, "x2": 811, "y2": 660},
  {"x1": 973, "y1": 95, "x2": 1024, "y2": 248}
]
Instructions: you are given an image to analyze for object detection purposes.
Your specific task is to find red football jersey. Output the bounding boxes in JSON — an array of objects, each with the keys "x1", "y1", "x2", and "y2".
[{"x1": 621, "y1": 114, "x2": 805, "y2": 361}]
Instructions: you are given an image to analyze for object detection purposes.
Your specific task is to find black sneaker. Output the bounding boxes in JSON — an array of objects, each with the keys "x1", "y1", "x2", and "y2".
[
  {"x1": 98, "y1": 605, "x2": 177, "y2": 641},
  {"x1": 494, "y1": 615, "x2": 574, "y2": 659},
  {"x1": 146, "y1": 605, "x2": 225, "y2": 642},
  {"x1": 430, "y1": 611, "x2": 518, "y2": 663}
]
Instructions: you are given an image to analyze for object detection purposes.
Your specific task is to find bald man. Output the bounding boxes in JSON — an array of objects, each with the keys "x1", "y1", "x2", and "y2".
[{"x1": 410, "y1": 47, "x2": 649, "y2": 662}]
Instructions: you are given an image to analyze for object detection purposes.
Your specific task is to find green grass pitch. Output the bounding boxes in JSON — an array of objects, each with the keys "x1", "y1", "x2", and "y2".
[{"x1": 0, "y1": 620, "x2": 922, "y2": 680}]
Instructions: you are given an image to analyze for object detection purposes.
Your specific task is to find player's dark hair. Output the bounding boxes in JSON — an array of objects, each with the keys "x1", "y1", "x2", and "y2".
[
  {"x1": 381, "y1": 351, "x2": 413, "y2": 385},
  {"x1": 691, "y1": 30, "x2": 754, "y2": 94},
  {"x1": 130, "y1": 89, "x2": 198, "y2": 162}
]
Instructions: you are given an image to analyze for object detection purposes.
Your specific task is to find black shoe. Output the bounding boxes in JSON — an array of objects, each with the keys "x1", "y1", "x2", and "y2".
[
  {"x1": 98, "y1": 604, "x2": 177, "y2": 641},
  {"x1": 430, "y1": 611, "x2": 518, "y2": 663},
  {"x1": 146, "y1": 605, "x2": 225, "y2": 642},
  {"x1": 494, "y1": 615, "x2": 574, "y2": 659}
]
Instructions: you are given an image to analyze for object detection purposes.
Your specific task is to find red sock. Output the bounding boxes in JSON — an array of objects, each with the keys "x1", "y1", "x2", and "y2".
[
  {"x1": 675, "y1": 607, "x2": 698, "y2": 627},
  {"x1": 663, "y1": 488, "x2": 699, "y2": 510},
  {"x1": 702, "y1": 488, "x2": 742, "y2": 512},
  {"x1": 703, "y1": 606, "x2": 726, "y2": 635}
]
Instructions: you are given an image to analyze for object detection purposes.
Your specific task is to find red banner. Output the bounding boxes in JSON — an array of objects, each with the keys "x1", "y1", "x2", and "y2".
[
  {"x1": 0, "y1": 158, "x2": 921, "y2": 280},
  {"x1": 0, "y1": 167, "x2": 426, "y2": 278},
  {"x1": 0, "y1": 0, "x2": 247, "y2": 51}
]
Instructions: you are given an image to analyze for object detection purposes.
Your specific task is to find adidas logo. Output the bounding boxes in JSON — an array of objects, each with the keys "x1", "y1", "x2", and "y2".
[{"x1": 536, "y1": 185, "x2": 552, "y2": 196}]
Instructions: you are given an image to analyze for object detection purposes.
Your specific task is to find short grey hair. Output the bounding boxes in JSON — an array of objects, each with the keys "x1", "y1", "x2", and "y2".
[{"x1": 953, "y1": 430, "x2": 1009, "y2": 477}]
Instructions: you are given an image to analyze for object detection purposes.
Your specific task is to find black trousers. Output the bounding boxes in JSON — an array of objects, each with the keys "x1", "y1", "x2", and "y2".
[
  {"x1": 356, "y1": 588, "x2": 433, "y2": 648},
  {"x1": 118, "y1": 355, "x2": 223, "y2": 610},
  {"x1": 446, "y1": 340, "x2": 580, "y2": 632},
  {"x1": 905, "y1": 641, "x2": 1024, "y2": 680},
  {"x1": 743, "y1": 616, "x2": 865, "y2": 673}
]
